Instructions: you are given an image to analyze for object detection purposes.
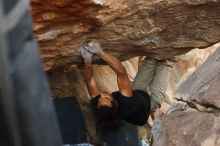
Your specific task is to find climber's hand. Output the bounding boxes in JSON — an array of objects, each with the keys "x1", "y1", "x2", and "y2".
[
  {"x1": 85, "y1": 40, "x2": 104, "y2": 55},
  {"x1": 154, "y1": 108, "x2": 164, "y2": 120},
  {"x1": 80, "y1": 46, "x2": 93, "y2": 63}
]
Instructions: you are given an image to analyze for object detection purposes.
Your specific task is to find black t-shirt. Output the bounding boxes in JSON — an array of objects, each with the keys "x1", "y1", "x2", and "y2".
[{"x1": 90, "y1": 90, "x2": 151, "y2": 126}]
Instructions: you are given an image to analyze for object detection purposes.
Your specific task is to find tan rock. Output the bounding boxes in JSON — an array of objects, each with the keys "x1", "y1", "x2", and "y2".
[
  {"x1": 31, "y1": 0, "x2": 220, "y2": 71},
  {"x1": 175, "y1": 46, "x2": 220, "y2": 109},
  {"x1": 153, "y1": 46, "x2": 220, "y2": 146},
  {"x1": 153, "y1": 110, "x2": 220, "y2": 146}
]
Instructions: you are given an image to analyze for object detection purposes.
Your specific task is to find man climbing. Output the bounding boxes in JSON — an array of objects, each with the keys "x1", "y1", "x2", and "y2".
[{"x1": 80, "y1": 40, "x2": 174, "y2": 127}]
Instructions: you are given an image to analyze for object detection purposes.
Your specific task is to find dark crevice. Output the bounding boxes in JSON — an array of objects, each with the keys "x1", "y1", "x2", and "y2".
[{"x1": 176, "y1": 98, "x2": 220, "y2": 113}]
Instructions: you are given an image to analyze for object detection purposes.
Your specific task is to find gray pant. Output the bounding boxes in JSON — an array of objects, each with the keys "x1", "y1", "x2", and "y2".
[{"x1": 132, "y1": 57, "x2": 175, "y2": 112}]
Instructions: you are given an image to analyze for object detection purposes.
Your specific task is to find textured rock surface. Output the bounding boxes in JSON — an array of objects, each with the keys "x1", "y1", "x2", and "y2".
[
  {"x1": 31, "y1": 0, "x2": 220, "y2": 71},
  {"x1": 30, "y1": 0, "x2": 220, "y2": 145},
  {"x1": 153, "y1": 46, "x2": 220, "y2": 146},
  {"x1": 153, "y1": 108, "x2": 220, "y2": 146},
  {"x1": 161, "y1": 44, "x2": 218, "y2": 112},
  {"x1": 175, "y1": 46, "x2": 220, "y2": 110}
]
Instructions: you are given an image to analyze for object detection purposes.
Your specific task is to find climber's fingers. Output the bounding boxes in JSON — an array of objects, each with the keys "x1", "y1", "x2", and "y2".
[{"x1": 80, "y1": 46, "x2": 93, "y2": 62}]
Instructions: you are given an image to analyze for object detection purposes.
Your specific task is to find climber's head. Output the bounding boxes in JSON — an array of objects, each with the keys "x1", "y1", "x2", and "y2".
[
  {"x1": 97, "y1": 92, "x2": 120, "y2": 130},
  {"x1": 97, "y1": 92, "x2": 115, "y2": 108}
]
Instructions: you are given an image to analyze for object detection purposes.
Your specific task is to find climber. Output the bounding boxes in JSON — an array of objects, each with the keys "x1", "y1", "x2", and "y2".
[
  {"x1": 81, "y1": 40, "x2": 151, "y2": 128},
  {"x1": 80, "y1": 40, "x2": 174, "y2": 127}
]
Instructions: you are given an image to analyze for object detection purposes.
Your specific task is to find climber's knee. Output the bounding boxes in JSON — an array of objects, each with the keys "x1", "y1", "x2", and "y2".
[{"x1": 149, "y1": 88, "x2": 165, "y2": 112}]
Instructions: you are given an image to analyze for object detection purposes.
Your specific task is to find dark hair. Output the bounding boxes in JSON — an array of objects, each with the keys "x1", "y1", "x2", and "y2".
[{"x1": 97, "y1": 102, "x2": 121, "y2": 131}]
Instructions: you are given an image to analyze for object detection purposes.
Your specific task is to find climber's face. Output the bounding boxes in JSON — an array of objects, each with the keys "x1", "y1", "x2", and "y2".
[{"x1": 97, "y1": 92, "x2": 114, "y2": 108}]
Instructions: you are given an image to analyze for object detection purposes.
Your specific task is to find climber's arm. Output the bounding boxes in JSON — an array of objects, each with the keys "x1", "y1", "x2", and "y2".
[
  {"x1": 98, "y1": 50, "x2": 132, "y2": 97},
  {"x1": 84, "y1": 61, "x2": 100, "y2": 98},
  {"x1": 151, "y1": 108, "x2": 164, "y2": 138},
  {"x1": 81, "y1": 42, "x2": 100, "y2": 98},
  {"x1": 84, "y1": 40, "x2": 132, "y2": 97}
]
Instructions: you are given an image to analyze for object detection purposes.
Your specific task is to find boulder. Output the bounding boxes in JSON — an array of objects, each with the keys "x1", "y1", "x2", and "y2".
[
  {"x1": 153, "y1": 46, "x2": 220, "y2": 146},
  {"x1": 31, "y1": 0, "x2": 220, "y2": 71}
]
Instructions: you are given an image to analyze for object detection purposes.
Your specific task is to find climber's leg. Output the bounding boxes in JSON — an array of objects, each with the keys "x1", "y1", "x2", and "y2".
[
  {"x1": 149, "y1": 59, "x2": 175, "y2": 112},
  {"x1": 132, "y1": 57, "x2": 157, "y2": 92}
]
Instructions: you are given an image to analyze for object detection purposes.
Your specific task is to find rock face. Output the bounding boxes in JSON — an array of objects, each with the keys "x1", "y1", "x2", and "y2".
[
  {"x1": 175, "y1": 48, "x2": 220, "y2": 110},
  {"x1": 153, "y1": 109, "x2": 220, "y2": 146},
  {"x1": 30, "y1": 0, "x2": 220, "y2": 145},
  {"x1": 161, "y1": 44, "x2": 218, "y2": 111},
  {"x1": 153, "y1": 47, "x2": 220, "y2": 146},
  {"x1": 31, "y1": 0, "x2": 220, "y2": 71}
]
